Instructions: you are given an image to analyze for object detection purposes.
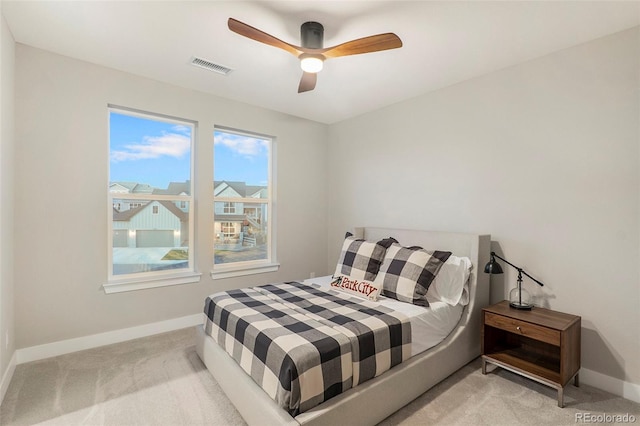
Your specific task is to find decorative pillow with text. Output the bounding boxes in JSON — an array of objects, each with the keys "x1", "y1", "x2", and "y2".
[{"x1": 330, "y1": 275, "x2": 383, "y2": 301}]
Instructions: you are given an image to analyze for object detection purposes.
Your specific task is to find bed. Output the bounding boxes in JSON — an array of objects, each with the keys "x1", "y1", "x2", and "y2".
[{"x1": 196, "y1": 227, "x2": 491, "y2": 425}]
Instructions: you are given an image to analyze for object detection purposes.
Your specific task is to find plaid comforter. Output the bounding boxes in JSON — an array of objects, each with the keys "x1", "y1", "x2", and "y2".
[{"x1": 203, "y1": 281, "x2": 411, "y2": 416}]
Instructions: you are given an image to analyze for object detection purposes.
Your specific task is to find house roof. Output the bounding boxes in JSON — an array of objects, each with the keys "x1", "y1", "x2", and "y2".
[
  {"x1": 214, "y1": 181, "x2": 266, "y2": 197},
  {"x1": 110, "y1": 182, "x2": 154, "y2": 194},
  {"x1": 159, "y1": 200, "x2": 188, "y2": 222},
  {"x1": 246, "y1": 185, "x2": 266, "y2": 197},
  {"x1": 113, "y1": 204, "x2": 144, "y2": 221},
  {"x1": 214, "y1": 181, "x2": 245, "y2": 197},
  {"x1": 149, "y1": 180, "x2": 266, "y2": 197},
  {"x1": 153, "y1": 181, "x2": 191, "y2": 196},
  {"x1": 113, "y1": 201, "x2": 187, "y2": 222}
]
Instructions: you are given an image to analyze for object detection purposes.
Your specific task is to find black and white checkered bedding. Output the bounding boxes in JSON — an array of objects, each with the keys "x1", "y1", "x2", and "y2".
[{"x1": 203, "y1": 281, "x2": 411, "y2": 416}]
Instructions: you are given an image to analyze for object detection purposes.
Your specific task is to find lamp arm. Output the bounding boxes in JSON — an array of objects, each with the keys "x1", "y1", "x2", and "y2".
[
  {"x1": 490, "y1": 252, "x2": 545, "y2": 287},
  {"x1": 491, "y1": 252, "x2": 518, "y2": 270},
  {"x1": 521, "y1": 269, "x2": 544, "y2": 287}
]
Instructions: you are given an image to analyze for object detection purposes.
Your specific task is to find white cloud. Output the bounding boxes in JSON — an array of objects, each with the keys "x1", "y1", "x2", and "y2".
[
  {"x1": 111, "y1": 133, "x2": 190, "y2": 162},
  {"x1": 171, "y1": 125, "x2": 191, "y2": 135},
  {"x1": 214, "y1": 133, "x2": 268, "y2": 157}
]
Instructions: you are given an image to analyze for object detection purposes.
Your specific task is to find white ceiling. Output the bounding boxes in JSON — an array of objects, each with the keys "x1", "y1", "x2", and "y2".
[{"x1": 3, "y1": 1, "x2": 639, "y2": 124}]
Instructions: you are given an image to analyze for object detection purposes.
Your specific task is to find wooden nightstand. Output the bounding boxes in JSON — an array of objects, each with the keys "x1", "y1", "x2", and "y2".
[{"x1": 481, "y1": 300, "x2": 581, "y2": 407}]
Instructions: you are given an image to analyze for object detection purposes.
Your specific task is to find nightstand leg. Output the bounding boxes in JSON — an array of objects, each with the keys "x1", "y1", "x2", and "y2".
[
  {"x1": 574, "y1": 373, "x2": 579, "y2": 387},
  {"x1": 557, "y1": 387, "x2": 564, "y2": 408},
  {"x1": 481, "y1": 357, "x2": 487, "y2": 375}
]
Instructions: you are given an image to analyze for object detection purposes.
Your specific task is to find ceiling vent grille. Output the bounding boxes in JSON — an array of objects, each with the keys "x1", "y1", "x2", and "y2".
[{"x1": 190, "y1": 57, "x2": 233, "y2": 75}]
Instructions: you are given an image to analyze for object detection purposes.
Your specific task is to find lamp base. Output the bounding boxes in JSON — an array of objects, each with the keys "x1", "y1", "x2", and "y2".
[
  {"x1": 509, "y1": 301, "x2": 533, "y2": 310},
  {"x1": 509, "y1": 285, "x2": 533, "y2": 310}
]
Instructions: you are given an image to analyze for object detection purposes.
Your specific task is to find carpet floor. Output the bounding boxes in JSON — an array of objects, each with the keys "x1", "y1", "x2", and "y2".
[{"x1": 1, "y1": 327, "x2": 638, "y2": 425}]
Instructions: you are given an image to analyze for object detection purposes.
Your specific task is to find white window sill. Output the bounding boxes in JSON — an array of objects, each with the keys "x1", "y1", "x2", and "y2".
[
  {"x1": 103, "y1": 271, "x2": 202, "y2": 294},
  {"x1": 210, "y1": 262, "x2": 280, "y2": 280}
]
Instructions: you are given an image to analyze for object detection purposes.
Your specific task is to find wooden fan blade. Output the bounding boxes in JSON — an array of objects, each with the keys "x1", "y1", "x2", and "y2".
[
  {"x1": 228, "y1": 18, "x2": 302, "y2": 57},
  {"x1": 298, "y1": 72, "x2": 317, "y2": 93},
  {"x1": 321, "y1": 33, "x2": 402, "y2": 58}
]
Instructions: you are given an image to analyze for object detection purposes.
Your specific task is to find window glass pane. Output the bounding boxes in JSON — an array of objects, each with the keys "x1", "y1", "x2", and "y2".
[
  {"x1": 110, "y1": 111, "x2": 192, "y2": 195},
  {"x1": 109, "y1": 107, "x2": 194, "y2": 284},
  {"x1": 112, "y1": 199, "x2": 190, "y2": 275},
  {"x1": 213, "y1": 203, "x2": 268, "y2": 265},
  {"x1": 213, "y1": 129, "x2": 271, "y2": 268}
]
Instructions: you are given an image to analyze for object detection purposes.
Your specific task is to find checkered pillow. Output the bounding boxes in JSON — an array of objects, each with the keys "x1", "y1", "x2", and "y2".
[
  {"x1": 374, "y1": 243, "x2": 452, "y2": 306},
  {"x1": 333, "y1": 232, "x2": 397, "y2": 282}
]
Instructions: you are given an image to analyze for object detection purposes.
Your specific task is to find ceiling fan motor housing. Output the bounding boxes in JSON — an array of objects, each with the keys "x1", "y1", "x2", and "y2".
[{"x1": 301, "y1": 21, "x2": 324, "y2": 48}]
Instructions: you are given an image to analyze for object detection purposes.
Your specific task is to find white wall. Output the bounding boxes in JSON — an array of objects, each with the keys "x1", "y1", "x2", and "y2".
[
  {"x1": 0, "y1": 12, "x2": 16, "y2": 390},
  {"x1": 13, "y1": 45, "x2": 328, "y2": 349},
  {"x1": 327, "y1": 28, "x2": 640, "y2": 387}
]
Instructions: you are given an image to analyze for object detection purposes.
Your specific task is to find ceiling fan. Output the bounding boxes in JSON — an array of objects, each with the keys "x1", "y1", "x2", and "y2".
[{"x1": 228, "y1": 18, "x2": 403, "y2": 93}]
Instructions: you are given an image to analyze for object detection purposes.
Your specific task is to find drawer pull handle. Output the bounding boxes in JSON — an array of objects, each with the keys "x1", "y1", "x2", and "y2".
[{"x1": 516, "y1": 326, "x2": 522, "y2": 332}]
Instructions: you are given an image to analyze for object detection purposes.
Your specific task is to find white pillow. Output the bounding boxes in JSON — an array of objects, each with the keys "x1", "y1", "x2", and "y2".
[
  {"x1": 426, "y1": 255, "x2": 472, "y2": 306},
  {"x1": 330, "y1": 275, "x2": 383, "y2": 301}
]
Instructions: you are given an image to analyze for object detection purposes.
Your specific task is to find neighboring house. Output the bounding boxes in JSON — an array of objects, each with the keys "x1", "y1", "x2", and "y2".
[
  {"x1": 111, "y1": 181, "x2": 187, "y2": 248},
  {"x1": 110, "y1": 180, "x2": 266, "y2": 249},
  {"x1": 112, "y1": 200, "x2": 187, "y2": 248},
  {"x1": 109, "y1": 182, "x2": 154, "y2": 212},
  {"x1": 153, "y1": 181, "x2": 190, "y2": 213},
  {"x1": 213, "y1": 180, "x2": 267, "y2": 248}
]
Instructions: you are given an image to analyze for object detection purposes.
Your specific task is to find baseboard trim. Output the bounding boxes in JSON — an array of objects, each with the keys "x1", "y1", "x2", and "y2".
[
  {"x1": 16, "y1": 313, "x2": 203, "y2": 365},
  {"x1": 9, "y1": 315, "x2": 640, "y2": 406},
  {"x1": 0, "y1": 351, "x2": 16, "y2": 405},
  {"x1": 581, "y1": 367, "x2": 640, "y2": 404}
]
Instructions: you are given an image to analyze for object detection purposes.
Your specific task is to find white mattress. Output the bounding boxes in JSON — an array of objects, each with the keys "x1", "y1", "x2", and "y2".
[{"x1": 303, "y1": 276, "x2": 464, "y2": 357}]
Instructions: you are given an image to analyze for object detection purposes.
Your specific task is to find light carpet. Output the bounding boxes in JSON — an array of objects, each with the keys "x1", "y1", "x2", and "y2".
[{"x1": 1, "y1": 327, "x2": 638, "y2": 425}]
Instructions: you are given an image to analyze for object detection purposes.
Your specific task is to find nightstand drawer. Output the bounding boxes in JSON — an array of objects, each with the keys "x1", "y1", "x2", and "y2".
[{"x1": 484, "y1": 312, "x2": 560, "y2": 346}]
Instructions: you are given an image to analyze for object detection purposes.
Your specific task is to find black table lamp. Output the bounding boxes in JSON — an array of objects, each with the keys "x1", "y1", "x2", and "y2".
[{"x1": 484, "y1": 251, "x2": 544, "y2": 310}]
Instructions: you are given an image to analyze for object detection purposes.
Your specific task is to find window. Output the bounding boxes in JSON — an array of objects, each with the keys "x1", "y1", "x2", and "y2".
[
  {"x1": 221, "y1": 222, "x2": 235, "y2": 238},
  {"x1": 106, "y1": 106, "x2": 200, "y2": 293},
  {"x1": 212, "y1": 127, "x2": 277, "y2": 277}
]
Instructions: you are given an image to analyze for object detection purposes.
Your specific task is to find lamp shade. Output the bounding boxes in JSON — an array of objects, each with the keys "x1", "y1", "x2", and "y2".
[{"x1": 484, "y1": 256, "x2": 504, "y2": 274}]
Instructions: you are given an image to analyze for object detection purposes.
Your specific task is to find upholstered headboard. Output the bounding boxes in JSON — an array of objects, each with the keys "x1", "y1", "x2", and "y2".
[{"x1": 353, "y1": 226, "x2": 491, "y2": 354}]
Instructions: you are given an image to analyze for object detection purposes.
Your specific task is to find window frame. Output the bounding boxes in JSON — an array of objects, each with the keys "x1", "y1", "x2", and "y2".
[
  {"x1": 105, "y1": 105, "x2": 201, "y2": 294},
  {"x1": 211, "y1": 126, "x2": 278, "y2": 279},
  {"x1": 223, "y1": 202, "x2": 236, "y2": 214}
]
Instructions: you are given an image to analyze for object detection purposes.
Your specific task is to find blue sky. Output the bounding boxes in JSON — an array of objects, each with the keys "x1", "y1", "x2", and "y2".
[
  {"x1": 110, "y1": 111, "x2": 269, "y2": 189},
  {"x1": 213, "y1": 130, "x2": 269, "y2": 185}
]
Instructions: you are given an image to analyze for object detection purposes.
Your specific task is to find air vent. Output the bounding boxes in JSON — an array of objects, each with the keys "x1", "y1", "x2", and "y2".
[{"x1": 190, "y1": 57, "x2": 233, "y2": 75}]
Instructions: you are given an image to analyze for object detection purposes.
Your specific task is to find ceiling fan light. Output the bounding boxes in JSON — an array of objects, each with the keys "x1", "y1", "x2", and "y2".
[{"x1": 300, "y1": 56, "x2": 323, "y2": 73}]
